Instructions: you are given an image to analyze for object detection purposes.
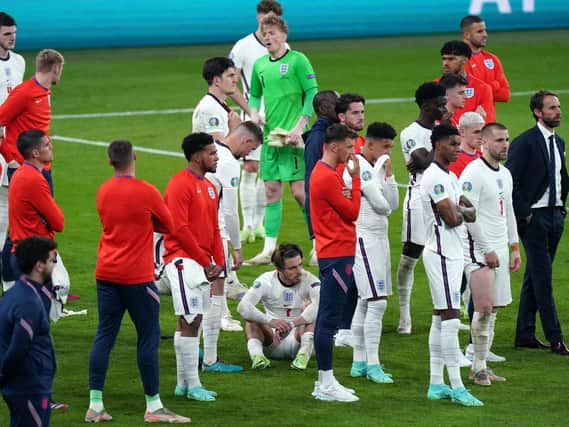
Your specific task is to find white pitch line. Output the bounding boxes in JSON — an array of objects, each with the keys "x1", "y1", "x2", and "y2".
[
  {"x1": 51, "y1": 135, "x2": 185, "y2": 158},
  {"x1": 52, "y1": 89, "x2": 569, "y2": 120}
]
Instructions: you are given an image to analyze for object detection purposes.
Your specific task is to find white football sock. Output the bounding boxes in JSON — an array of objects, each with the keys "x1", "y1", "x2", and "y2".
[
  {"x1": 202, "y1": 295, "x2": 223, "y2": 365},
  {"x1": 428, "y1": 315, "x2": 444, "y2": 385},
  {"x1": 247, "y1": 338, "x2": 264, "y2": 357},
  {"x1": 299, "y1": 331, "x2": 314, "y2": 356},
  {"x1": 351, "y1": 299, "x2": 366, "y2": 362},
  {"x1": 240, "y1": 170, "x2": 256, "y2": 230},
  {"x1": 89, "y1": 390, "x2": 104, "y2": 412},
  {"x1": 441, "y1": 318, "x2": 463, "y2": 389},
  {"x1": 173, "y1": 331, "x2": 185, "y2": 387},
  {"x1": 396, "y1": 254, "x2": 418, "y2": 320},
  {"x1": 262, "y1": 236, "x2": 277, "y2": 254},
  {"x1": 179, "y1": 336, "x2": 201, "y2": 389},
  {"x1": 365, "y1": 299, "x2": 387, "y2": 366},
  {"x1": 145, "y1": 394, "x2": 163, "y2": 413},
  {"x1": 471, "y1": 311, "x2": 490, "y2": 372},
  {"x1": 319, "y1": 369, "x2": 334, "y2": 387},
  {"x1": 254, "y1": 176, "x2": 266, "y2": 229},
  {"x1": 221, "y1": 293, "x2": 231, "y2": 318},
  {"x1": 488, "y1": 311, "x2": 497, "y2": 352}
]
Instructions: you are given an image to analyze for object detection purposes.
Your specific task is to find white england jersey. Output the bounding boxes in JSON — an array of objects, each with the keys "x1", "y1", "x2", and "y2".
[
  {"x1": 400, "y1": 121, "x2": 433, "y2": 187},
  {"x1": 192, "y1": 93, "x2": 231, "y2": 137},
  {"x1": 459, "y1": 157, "x2": 517, "y2": 249},
  {"x1": 229, "y1": 33, "x2": 267, "y2": 109},
  {"x1": 239, "y1": 270, "x2": 320, "y2": 323},
  {"x1": 206, "y1": 142, "x2": 241, "y2": 247},
  {"x1": 344, "y1": 153, "x2": 396, "y2": 238},
  {"x1": 0, "y1": 51, "x2": 25, "y2": 105},
  {"x1": 421, "y1": 161, "x2": 463, "y2": 260}
]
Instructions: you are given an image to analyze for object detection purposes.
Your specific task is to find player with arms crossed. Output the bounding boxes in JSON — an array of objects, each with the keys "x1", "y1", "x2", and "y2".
[
  {"x1": 396, "y1": 82, "x2": 447, "y2": 334},
  {"x1": 421, "y1": 124, "x2": 483, "y2": 407},
  {"x1": 459, "y1": 123, "x2": 521, "y2": 386},
  {"x1": 201, "y1": 122, "x2": 263, "y2": 371},
  {"x1": 163, "y1": 133, "x2": 225, "y2": 402},
  {"x1": 310, "y1": 123, "x2": 361, "y2": 402},
  {"x1": 344, "y1": 122, "x2": 398, "y2": 384},
  {"x1": 229, "y1": 0, "x2": 285, "y2": 244},
  {"x1": 246, "y1": 14, "x2": 318, "y2": 265},
  {"x1": 237, "y1": 243, "x2": 320, "y2": 370}
]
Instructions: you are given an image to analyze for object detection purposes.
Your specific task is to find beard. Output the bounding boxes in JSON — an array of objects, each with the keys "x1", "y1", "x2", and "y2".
[{"x1": 543, "y1": 117, "x2": 561, "y2": 129}]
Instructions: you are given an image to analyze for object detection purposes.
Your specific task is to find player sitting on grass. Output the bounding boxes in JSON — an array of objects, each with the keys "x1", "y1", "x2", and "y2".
[{"x1": 237, "y1": 243, "x2": 319, "y2": 370}]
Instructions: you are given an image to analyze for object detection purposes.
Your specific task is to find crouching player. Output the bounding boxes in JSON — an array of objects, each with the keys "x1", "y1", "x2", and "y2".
[
  {"x1": 237, "y1": 243, "x2": 320, "y2": 370},
  {"x1": 343, "y1": 122, "x2": 399, "y2": 384}
]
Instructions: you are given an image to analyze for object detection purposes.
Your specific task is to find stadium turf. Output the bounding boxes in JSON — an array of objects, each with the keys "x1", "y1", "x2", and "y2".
[{"x1": 1, "y1": 29, "x2": 568, "y2": 426}]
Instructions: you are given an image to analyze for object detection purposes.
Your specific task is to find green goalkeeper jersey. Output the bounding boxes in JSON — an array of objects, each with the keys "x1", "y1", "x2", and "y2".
[{"x1": 249, "y1": 49, "x2": 318, "y2": 134}]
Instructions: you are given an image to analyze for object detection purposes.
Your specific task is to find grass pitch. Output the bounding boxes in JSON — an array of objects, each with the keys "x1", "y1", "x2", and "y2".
[{"x1": 1, "y1": 29, "x2": 569, "y2": 426}]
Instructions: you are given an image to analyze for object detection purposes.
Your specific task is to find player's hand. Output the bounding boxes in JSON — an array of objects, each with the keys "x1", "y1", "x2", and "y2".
[
  {"x1": 228, "y1": 110, "x2": 242, "y2": 132},
  {"x1": 269, "y1": 319, "x2": 293, "y2": 335},
  {"x1": 286, "y1": 128, "x2": 303, "y2": 145},
  {"x1": 232, "y1": 249, "x2": 243, "y2": 271},
  {"x1": 346, "y1": 153, "x2": 360, "y2": 177},
  {"x1": 475, "y1": 105, "x2": 487, "y2": 119},
  {"x1": 458, "y1": 205, "x2": 476, "y2": 223},
  {"x1": 509, "y1": 250, "x2": 521, "y2": 273},
  {"x1": 384, "y1": 158, "x2": 393, "y2": 178},
  {"x1": 205, "y1": 263, "x2": 224, "y2": 281},
  {"x1": 484, "y1": 251, "x2": 500, "y2": 269},
  {"x1": 342, "y1": 186, "x2": 352, "y2": 199}
]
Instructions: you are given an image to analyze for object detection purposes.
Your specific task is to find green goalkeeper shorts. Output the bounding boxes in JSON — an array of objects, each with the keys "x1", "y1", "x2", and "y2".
[{"x1": 260, "y1": 142, "x2": 305, "y2": 182}]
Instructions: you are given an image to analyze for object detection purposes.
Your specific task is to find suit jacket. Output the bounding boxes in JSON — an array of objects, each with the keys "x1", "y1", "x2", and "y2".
[{"x1": 505, "y1": 125, "x2": 569, "y2": 221}]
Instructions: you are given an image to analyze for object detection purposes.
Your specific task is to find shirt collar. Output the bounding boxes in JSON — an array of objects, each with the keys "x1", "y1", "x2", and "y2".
[{"x1": 537, "y1": 121, "x2": 555, "y2": 142}]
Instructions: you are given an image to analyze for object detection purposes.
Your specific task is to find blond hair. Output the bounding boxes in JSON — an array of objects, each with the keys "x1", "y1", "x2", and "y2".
[
  {"x1": 261, "y1": 15, "x2": 288, "y2": 34},
  {"x1": 36, "y1": 49, "x2": 64, "y2": 73}
]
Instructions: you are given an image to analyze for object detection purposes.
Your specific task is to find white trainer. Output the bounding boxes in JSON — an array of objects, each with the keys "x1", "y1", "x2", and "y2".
[
  {"x1": 225, "y1": 279, "x2": 248, "y2": 300},
  {"x1": 459, "y1": 351, "x2": 473, "y2": 368},
  {"x1": 314, "y1": 381, "x2": 359, "y2": 402},
  {"x1": 243, "y1": 251, "x2": 272, "y2": 266},
  {"x1": 334, "y1": 329, "x2": 353, "y2": 347},
  {"x1": 487, "y1": 350, "x2": 506, "y2": 363},
  {"x1": 221, "y1": 316, "x2": 243, "y2": 332},
  {"x1": 397, "y1": 318, "x2": 412, "y2": 335}
]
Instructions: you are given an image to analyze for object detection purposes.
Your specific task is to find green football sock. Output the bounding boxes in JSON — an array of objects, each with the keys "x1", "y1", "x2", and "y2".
[{"x1": 264, "y1": 200, "x2": 282, "y2": 238}]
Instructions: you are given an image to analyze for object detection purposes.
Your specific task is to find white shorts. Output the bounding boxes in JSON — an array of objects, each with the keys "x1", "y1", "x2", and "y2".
[
  {"x1": 165, "y1": 258, "x2": 211, "y2": 322},
  {"x1": 401, "y1": 187, "x2": 425, "y2": 245},
  {"x1": 244, "y1": 145, "x2": 262, "y2": 162},
  {"x1": 423, "y1": 249, "x2": 462, "y2": 310},
  {"x1": 265, "y1": 328, "x2": 300, "y2": 360},
  {"x1": 464, "y1": 245, "x2": 512, "y2": 307},
  {"x1": 354, "y1": 236, "x2": 392, "y2": 299}
]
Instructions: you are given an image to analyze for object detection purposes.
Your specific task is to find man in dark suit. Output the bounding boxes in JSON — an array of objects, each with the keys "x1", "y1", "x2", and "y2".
[{"x1": 505, "y1": 90, "x2": 569, "y2": 355}]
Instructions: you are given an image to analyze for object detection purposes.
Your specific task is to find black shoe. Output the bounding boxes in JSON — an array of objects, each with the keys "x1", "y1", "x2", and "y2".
[
  {"x1": 551, "y1": 342, "x2": 569, "y2": 355},
  {"x1": 515, "y1": 338, "x2": 548, "y2": 349}
]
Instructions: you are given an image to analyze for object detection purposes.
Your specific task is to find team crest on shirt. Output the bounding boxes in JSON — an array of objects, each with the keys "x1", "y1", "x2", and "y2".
[
  {"x1": 376, "y1": 280, "x2": 385, "y2": 292},
  {"x1": 283, "y1": 290, "x2": 294, "y2": 305},
  {"x1": 190, "y1": 297, "x2": 199, "y2": 309},
  {"x1": 453, "y1": 292, "x2": 461, "y2": 305},
  {"x1": 253, "y1": 281, "x2": 261, "y2": 289},
  {"x1": 434, "y1": 184, "x2": 445, "y2": 195},
  {"x1": 208, "y1": 117, "x2": 220, "y2": 127},
  {"x1": 496, "y1": 178, "x2": 504, "y2": 189},
  {"x1": 207, "y1": 187, "x2": 216, "y2": 199},
  {"x1": 279, "y1": 64, "x2": 289, "y2": 75},
  {"x1": 4, "y1": 67, "x2": 10, "y2": 77},
  {"x1": 484, "y1": 58, "x2": 495, "y2": 69},
  {"x1": 465, "y1": 88, "x2": 475, "y2": 98},
  {"x1": 462, "y1": 181, "x2": 473, "y2": 192},
  {"x1": 404, "y1": 139, "x2": 416, "y2": 153},
  {"x1": 230, "y1": 176, "x2": 239, "y2": 187},
  {"x1": 306, "y1": 73, "x2": 316, "y2": 80},
  {"x1": 362, "y1": 170, "x2": 372, "y2": 181}
]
